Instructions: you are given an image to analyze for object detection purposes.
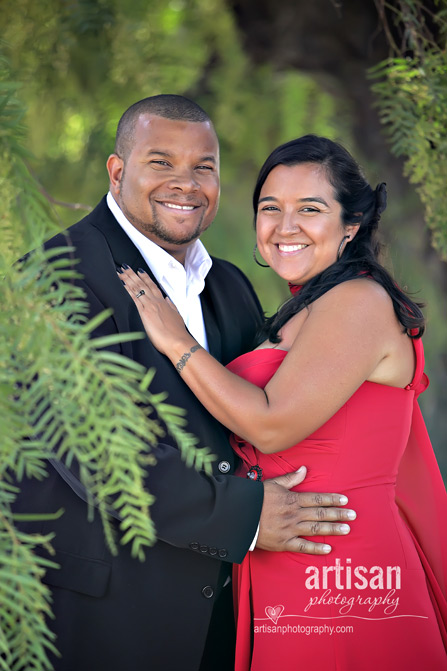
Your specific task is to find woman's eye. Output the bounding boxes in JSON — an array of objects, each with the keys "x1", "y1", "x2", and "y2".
[
  {"x1": 260, "y1": 205, "x2": 279, "y2": 212},
  {"x1": 301, "y1": 207, "x2": 320, "y2": 213}
]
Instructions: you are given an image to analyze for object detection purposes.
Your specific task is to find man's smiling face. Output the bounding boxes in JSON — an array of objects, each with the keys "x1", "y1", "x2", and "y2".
[{"x1": 107, "y1": 113, "x2": 220, "y2": 263}]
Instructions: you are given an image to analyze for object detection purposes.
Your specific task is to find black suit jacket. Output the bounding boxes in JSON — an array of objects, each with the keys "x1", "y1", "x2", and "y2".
[{"x1": 13, "y1": 197, "x2": 265, "y2": 671}]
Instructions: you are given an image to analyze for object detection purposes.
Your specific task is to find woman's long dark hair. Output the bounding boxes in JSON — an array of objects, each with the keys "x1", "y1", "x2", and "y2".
[{"x1": 254, "y1": 135, "x2": 425, "y2": 345}]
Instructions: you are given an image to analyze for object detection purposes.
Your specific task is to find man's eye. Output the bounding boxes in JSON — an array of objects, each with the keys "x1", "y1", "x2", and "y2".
[
  {"x1": 196, "y1": 165, "x2": 214, "y2": 171},
  {"x1": 151, "y1": 160, "x2": 170, "y2": 167}
]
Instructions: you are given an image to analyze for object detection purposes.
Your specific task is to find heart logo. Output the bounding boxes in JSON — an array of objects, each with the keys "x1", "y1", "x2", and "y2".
[{"x1": 265, "y1": 605, "x2": 284, "y2": 624}]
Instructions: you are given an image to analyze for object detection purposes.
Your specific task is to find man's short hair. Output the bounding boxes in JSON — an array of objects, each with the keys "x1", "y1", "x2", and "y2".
[{"x1": 114, "y1": 94, "x2": 213, "y2": 160}]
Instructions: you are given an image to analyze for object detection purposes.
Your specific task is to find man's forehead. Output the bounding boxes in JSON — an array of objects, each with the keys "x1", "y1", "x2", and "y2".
[{"x1": 135, "y1": 113, "x2": 219, "y2": 149}]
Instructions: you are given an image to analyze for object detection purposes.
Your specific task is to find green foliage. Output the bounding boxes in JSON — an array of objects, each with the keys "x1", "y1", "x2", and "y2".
[
  {"x1": 0, "y1": 492, "x2": 59, "y2": 671},
  {"x1": 0, "y1": 53, "x2": 60, "y2": 264},
  {"x1": 0, "y1": 49, "x2": 214, "y2": 670},
  {"x1": 370, "y1": 0, "x2": 447, "y2": 258}
]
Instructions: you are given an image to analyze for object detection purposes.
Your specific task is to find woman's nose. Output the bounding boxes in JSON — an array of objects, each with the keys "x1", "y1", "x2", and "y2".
[{"x1": 276, "y1": 211, "x2": 300, "y2": 234}]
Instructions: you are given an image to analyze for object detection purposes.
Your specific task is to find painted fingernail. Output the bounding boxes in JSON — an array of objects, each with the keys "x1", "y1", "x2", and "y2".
[
  {"x1": 322, "y1": 544, "x2": 332, "y2": 553},
  {"x1": 339, "y1": 495, "x2": 348, "y2": 505},
  {"x1": 116, "y1": 267, "x2": 123, "y2": 274},
  {"x1": 346, "y1": 510, "x2": 357, "y2": 520},
  {"x1": 122, "y1": 263, "x2": 130, "y2": 269},
  {"x1": 120, "y1": 279, "x2": 125, "y2": 285},
  {"x1": 339, "y1": 524, "x2": 350, "y2": 534},
  {"x1": 137, "y1": 268, "x2": 146, "y2": 274}
]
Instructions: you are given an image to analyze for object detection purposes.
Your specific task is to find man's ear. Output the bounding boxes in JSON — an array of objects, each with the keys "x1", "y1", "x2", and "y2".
[{"x1": 107, "y1": 154, "x2": 124, "y2": 196}]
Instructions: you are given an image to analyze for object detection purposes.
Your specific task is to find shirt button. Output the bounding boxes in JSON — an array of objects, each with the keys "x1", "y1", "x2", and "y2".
[
  {"x1": 202, "y1": 586, "x2": 214, "y2": 599},
  {"x1": 189, "y1": 542, "x2": 199, "y2": 551},
  {"x1": 209, "y1": 547, "x2": 218, "y2": 556},
  {"x1": 200, "y1": 544, "x2": 209, "y2": 553},
  {"x1": 218, "y1": 461, "x2": 231, "y2": 474},
  {"x1": 218, "y1": 549, "x2": 228, "y2": 558}
]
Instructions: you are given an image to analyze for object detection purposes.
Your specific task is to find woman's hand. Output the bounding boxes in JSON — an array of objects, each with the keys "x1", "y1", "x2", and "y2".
[{"x1": 118, "y1": 266, "x2": 192, "y2": 355}]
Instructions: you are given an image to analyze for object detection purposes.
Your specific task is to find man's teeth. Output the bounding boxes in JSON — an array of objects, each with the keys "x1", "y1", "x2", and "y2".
[
  {"x1": 278, "y1": 244, "x2": 308, "y2": 251},
  {"x1": 163, "y1": 202, "x2": 195, "y2": 211}
]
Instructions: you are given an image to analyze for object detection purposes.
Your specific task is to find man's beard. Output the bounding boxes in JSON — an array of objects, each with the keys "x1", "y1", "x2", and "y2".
[{"x1": 121, "y1": 199, "x2": 208, "y2": 246}]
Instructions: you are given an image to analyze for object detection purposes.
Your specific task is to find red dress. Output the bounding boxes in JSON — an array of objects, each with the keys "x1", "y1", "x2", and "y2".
[{"x1": 227, "y1": 339, "x2": 447, "y2": 670}]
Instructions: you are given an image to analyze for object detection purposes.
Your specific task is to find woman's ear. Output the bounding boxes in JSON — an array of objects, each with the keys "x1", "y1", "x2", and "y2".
[{"x1": 346, "y1": 222, "x2": 361, "y2": 240}]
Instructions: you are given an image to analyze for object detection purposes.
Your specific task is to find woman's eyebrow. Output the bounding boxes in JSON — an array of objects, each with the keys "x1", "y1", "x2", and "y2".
[
  {"x1": 258, "y1": 196, "x2": 329, "y2": 206},
  {"x1": 298, "y1": 196, "x2": 329, "y2": 206}
]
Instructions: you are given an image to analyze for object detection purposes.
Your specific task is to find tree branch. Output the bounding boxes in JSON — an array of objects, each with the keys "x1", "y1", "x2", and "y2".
[{"x1": 25, "y1": 162, "x2": 93, "y2": 212}]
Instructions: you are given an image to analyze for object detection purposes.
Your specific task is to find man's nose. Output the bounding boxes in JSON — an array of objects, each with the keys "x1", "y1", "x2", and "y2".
[{"x1": 167, "y1": 169, "x2": 200, "y2": 193}]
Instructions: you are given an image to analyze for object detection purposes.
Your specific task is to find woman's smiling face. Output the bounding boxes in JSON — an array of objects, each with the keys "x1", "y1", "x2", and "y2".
[{"x1": 256, "y1": 162, "x2": 358, "y2": 284}]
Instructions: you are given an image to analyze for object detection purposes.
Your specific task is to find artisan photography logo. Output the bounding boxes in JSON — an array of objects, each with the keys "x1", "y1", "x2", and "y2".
[
  {"x1": 304, "y1": 557, "x2": 401, "y2": 615},
  {"x1": 253, "y1": 558, "x2": 428, "y2": 632}
]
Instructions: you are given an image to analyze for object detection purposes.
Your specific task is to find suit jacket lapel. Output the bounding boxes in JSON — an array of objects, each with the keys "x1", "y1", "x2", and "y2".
[
  {"x1": 200, "y1": 286, "x2": 222, "y2": 361},
  {"x1": 88, "y1": 197, "x2": 223, "y2": 358},
  {"x1": 89, "y1": 198, "x2": 154, "y2": 277},
  {"x1": 89, "y1": 197, "x2": 174, "y2": 300}
]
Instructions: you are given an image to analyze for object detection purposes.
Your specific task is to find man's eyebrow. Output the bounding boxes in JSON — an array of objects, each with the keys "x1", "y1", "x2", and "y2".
[
  {"x1": 257, "y1": 196, "x2": 329, "y2": 206},
  {"x1": 145, "y1": 150, "x2": 216, "y2": 164},
  {"x1": 145, "y1": 150, "x2": 172, "y2": 158},
  {"x1": 198, "y1": 155, "x2": 217, "y2": 164}
]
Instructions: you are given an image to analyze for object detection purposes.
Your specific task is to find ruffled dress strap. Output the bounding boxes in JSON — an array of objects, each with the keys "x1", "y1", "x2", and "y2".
[{"x1": 396, "y1": 336, "x2": 447, "y2": 648}]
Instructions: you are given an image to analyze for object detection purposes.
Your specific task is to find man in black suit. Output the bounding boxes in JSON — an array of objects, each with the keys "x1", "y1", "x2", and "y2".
[{"x1": 14, "y1": 95, "x2": 355, "y2": 670}]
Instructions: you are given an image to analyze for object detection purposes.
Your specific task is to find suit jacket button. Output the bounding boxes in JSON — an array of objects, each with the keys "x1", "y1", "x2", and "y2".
[
  {"x1": 202, "y1": 586, "x2": 214, "y2": 599},
  {"x1": 218, "y1": 549, "x2": 228, "y2": 558},
  {"x1": 218, "y1": 460, "x2": 231, "y2": 473},
  {"x1": 189, "y1": 542, "x2": 199, "y2": 551},
  {"x1": 200, "y1": 544, "x2": 209, "y2": 553},
  {"x1": 209, "y1": 547, "x2": 218, "y2": 556}
]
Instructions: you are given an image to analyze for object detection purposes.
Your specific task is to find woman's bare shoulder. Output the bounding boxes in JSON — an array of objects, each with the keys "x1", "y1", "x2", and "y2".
[{"x1": 311, "y1": 277, "x2": 393, "y2": 317}]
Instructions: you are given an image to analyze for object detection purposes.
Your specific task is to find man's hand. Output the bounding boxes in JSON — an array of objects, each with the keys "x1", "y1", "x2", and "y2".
[{"x1": 257, "y1": 466, "x2": 356, "y2": 554}]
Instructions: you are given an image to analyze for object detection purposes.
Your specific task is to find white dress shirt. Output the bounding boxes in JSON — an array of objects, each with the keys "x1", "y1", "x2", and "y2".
[
  {"x1": 107, "y1": 192, "x2": 212, "y2": 350},
  {"x1": 107, "y1": 192, "x2": 259, "y2": 551}
]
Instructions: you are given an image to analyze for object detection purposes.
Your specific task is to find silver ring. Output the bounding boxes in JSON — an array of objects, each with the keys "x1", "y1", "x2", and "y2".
[{"x1": 135, "y1": 290, "x2": 145, "y2": 298}]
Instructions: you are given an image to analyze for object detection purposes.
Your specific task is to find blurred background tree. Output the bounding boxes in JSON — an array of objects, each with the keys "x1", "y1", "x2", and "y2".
[{"x1": 2, "y1": 0, "x2": 445, "y2": 479}]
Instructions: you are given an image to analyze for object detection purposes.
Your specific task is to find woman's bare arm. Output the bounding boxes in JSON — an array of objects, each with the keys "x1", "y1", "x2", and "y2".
[{"x1": 120, "y1": 269, "x2": 400, "y2": 453}]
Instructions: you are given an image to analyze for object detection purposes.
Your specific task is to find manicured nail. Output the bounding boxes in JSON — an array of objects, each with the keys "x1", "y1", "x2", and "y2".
[
  {"x1": 120, "y1": 279, "x2": 125, "y2": 285},
  {"x1": 339, "y1": 524, "x2": 350, "y2": 534},
  {"x1": 339, "y1": 495, "x2": 348, "y2": 505},
  {"x1": 116, "y1": 267, "x2": 123, "y2": 274},
  {"x1": 346, "y1": 510, "x2": 357, "y2": 520},
  {"x1": 122, "y1": 263, "x2": 130, "y2": 269},
  {"x1": 322, "y1": 544, "x2": 332, "y2": 553},
  {"x1": 137, "y1": 267, "x2": 146, "y2": 274}
]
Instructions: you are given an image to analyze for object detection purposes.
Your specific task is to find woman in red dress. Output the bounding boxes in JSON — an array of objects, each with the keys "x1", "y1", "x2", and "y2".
[{"x1": 120, "y1": 135, "x2": 447, "y2": 670}]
